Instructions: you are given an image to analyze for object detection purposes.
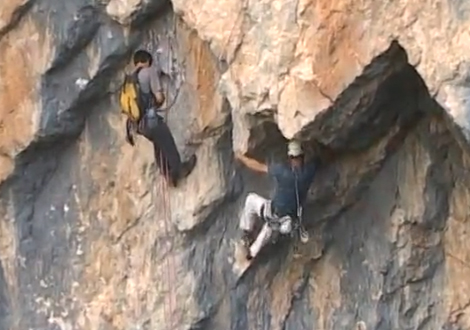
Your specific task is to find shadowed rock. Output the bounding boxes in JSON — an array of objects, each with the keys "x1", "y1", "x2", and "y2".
[{"x1": 1, "y1": 0, "x2": 470, "y2": 330}]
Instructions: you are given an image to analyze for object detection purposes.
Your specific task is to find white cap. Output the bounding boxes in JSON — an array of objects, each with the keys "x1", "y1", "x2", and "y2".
[{"x1": 287, "y1": 140, "x2": 303, "y2": 157}]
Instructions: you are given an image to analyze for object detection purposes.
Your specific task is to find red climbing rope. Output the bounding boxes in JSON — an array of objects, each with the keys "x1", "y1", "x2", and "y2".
[
  {"x1": 157, "y1": 18, "x2": 179, "y2": 329},
  {"x1": 158, "y1": 128, "x2": 176, "y2": 328},
  {"x1": 158, "y1": 161, "x2": 171, "y2": 328},
  {"x1": 159, "y1": 157, "x2": 175, "y2": 329},
  {"x1": 167, "y1": 18, "x2": 179, "y2": 316}
]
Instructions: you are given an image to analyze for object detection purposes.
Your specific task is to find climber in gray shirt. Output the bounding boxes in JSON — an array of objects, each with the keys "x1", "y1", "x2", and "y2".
[
  {"x1": 126, "y1": 50, "x2": 197, "y2": 187},
  {"x1": 137, "y1": 61, "x2": 165, "y2": 106}
]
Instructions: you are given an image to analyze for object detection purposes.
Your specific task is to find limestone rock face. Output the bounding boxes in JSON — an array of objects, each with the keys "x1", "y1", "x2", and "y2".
[
  {"x1": 1, "y1": 0, "x2": 470, "y2": 330},
  {"x1": 172, "y1": 0, "x2": 470, "y2": 149}
]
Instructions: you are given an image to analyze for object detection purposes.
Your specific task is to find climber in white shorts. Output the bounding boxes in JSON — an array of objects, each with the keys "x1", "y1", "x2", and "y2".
[{"x1": 235, "y1": 140, "x2": 319, "y2": 260}]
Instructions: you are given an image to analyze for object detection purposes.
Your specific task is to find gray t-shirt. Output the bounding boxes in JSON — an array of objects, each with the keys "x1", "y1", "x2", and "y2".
[{"x1": 137, "y1": 66, "x2": 163, "y2": 95}]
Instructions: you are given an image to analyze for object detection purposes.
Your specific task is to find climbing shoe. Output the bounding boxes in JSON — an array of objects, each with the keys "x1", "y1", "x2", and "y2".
[
  {"x1": 168, "y1": 174, "x2": 178, "y2": 188},
  {"x1": 240, "y1": 231, "x2": 254, "y2": 260},
  {"x1": 179, "y1": 154, "x2": 197, "y2": 180}
]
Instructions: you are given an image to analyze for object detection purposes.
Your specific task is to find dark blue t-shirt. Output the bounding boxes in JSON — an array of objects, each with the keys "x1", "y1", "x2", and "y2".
[{"x1": 268, "y1": 159, "x2": 318, "y2": 217}]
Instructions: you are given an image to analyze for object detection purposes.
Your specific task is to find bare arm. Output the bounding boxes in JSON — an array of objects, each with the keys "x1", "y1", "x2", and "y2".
[
  {"x1": 150, "y1": 66, "x2": 165, "y2": 107},
  {"x1": 235, "y1": 152, "x2": 268, "y2": 174}
]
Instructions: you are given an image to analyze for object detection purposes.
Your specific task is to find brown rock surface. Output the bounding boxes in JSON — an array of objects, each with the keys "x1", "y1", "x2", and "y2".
[{"x1": 1, "y1": 0, "x2": 470, "y2": 329}]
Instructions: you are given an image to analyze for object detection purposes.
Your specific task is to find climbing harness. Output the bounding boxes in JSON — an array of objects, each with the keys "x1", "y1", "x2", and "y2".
[{"x1": 262, "y1": 201, "x2": 293, "y2": 235}]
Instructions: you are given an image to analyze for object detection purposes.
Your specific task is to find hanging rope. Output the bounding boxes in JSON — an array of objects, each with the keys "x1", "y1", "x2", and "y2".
[
  {"x1": 168, "y1": 16, "x2": 179, "y2": 326},
  {"x1": 157, "y1": 121, "x2": 175, "y2": 329},
  {"x1": 156, "y1": 159, "x2": 171, "y2": 328},
  {"x1": 154, "y1": 7, "x2": 244, "y2": 327},
  {"x1": 157, "y1": 16, "x2": 180, "y2": 330},
  {"x1": 159, "y1": 158, "x2": 174, "y2": 329}
]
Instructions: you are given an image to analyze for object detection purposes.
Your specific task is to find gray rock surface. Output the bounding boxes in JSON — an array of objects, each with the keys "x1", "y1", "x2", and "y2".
[{"x1": 1, "y1": 0, "x2": 470, "y2": 330}]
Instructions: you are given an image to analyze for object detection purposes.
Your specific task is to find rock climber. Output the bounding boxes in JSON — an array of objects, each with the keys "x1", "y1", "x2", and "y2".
[
  {"x1": 235, "y1": 140, "x2": 318, "y2": 260},
  {"x1": 124, "y1": 49, "x2": 197, "y2": 187}
]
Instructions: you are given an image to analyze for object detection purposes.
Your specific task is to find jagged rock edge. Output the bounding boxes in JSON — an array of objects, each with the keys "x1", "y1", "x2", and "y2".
[
  {"x1": 129, "y1": 0, "x2": 172, "y2": 29},
  {"x1": 0, "y1": 0, "x2": 36, "y2": 40},
  {"x1": 45, "y1": 5, "x2": 102, "y2": 75},
  {"x1": 297, "y1": 40, "x2": 409, "y2": 151}
]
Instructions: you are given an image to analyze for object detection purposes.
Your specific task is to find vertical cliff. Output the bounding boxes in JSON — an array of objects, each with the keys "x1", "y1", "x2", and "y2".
[{"x1": 2, "y1": 0, "x2": 470, "y2": 329}]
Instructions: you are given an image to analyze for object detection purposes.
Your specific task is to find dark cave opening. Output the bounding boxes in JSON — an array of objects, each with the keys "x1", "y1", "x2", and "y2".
[
  {"x1": 233, "y1": 41, "x2": 470, "y2": 272},
  {"x1": 222, "y1": 42, "x2": 470, "y2": 330},
  {"x1": 247, "y1": 119, "x2": 289, "y2": 163},
  {"x1": 238, "y1": 41, "x2": 462, "y2": 231}
]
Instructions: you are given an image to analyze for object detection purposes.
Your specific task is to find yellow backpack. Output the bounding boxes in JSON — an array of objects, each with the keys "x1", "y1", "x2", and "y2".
[{"x1": 119, "y1": 69, "x2": 145, "y2": 122}]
